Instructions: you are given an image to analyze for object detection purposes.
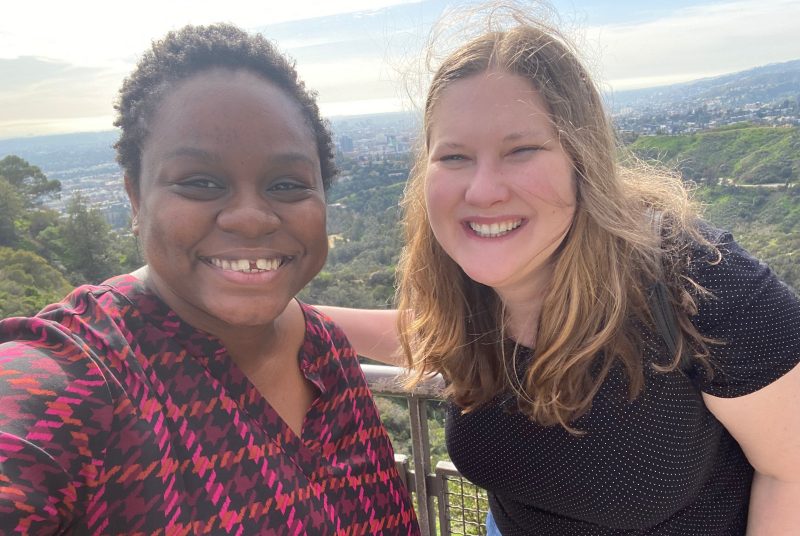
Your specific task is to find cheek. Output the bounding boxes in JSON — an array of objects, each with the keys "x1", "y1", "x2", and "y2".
[
  {"x1": 423, "y1": 173, "x2": 452, "y2": 224},
  {"x1": 423, "y1": 181, "x2": 457, "y2": 255},
  {"x1": 136, "y1": 204, "x2": 193, "y2": 259},
  {"x1": 298, "y1": 201, "x2": 329, "y2": 255},
  {"x1": 518, "y1": 163, "x2": 577, "y2": 210}
]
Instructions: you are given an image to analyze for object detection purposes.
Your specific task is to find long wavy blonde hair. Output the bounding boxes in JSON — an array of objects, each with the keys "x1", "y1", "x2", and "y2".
[{"x1": 397, "y1": 9, "x2": 716, "y2": 429}]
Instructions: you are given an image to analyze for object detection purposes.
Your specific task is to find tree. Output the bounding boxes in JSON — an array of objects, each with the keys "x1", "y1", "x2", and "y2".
[
  {"x1": 59, "y1": 193, "x2": 119, "y2": 284},
  {"x1": 0, "y1": 247, "x2": 72, "y2": 317},
  {"x1": 0, "y1": 177, "x2": 23, "y2": 247},
  {"x1": 0, "y1": 155, "x2": 61, "y2": 206},
  {"x1": 25, "y1": 208, "x2": 61, "y2": 240}
]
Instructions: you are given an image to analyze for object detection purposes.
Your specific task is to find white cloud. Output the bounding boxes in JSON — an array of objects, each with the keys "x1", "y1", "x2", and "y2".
[
  {"x1": 585, "y1": 0, "x2": 800, "y2": 90},
  {"x1": 0, "y1": 0, "x2": 422, "y2": 138},
  {"x1": 0, "y1": 0, "x2": 422, "y2": 66},
  {"x1": 321, "y1": 97, "x2": 406, "y2": 117}
]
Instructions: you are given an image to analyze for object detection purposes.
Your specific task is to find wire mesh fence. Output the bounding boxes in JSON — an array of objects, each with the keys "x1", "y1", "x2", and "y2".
[
  {"x1": 436, "y1": 462, "x2": 489, "y2": 536},
  {"x1": 364, "y1": 364, "x2": 490, "y2": 536}
]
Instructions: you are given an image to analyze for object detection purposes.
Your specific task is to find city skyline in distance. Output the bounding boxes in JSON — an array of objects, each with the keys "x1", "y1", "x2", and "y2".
[{"x1": 1, "y1": 0, "x2": 799, "y2": 140}]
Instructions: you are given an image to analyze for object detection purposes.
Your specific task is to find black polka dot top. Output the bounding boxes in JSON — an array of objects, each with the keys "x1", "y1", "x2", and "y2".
[{"x1": 446, "y1": 231, "x2": 800, "y2": 535}]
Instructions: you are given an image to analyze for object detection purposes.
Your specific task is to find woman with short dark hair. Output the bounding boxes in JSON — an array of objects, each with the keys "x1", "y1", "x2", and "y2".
[{"x1": 0, "y1": 24, "x2": 418, "y2": 535}]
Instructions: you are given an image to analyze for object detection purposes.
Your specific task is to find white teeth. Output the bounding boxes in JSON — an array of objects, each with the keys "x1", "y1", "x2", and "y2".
[
  {"x1": 469, "y1": 219, "x2": 522, "y2": 238},
  {"x1": 208, "y1": 257, "x2": 282, "y2": 273}
]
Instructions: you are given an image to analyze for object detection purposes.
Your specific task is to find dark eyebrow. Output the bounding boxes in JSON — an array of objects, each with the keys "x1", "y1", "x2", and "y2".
[
  {"x1": 162, "y1": 147, "x2": 222, "y2": 163},
  {"x1": 269, "y1": 152, "x2": 319, "y2": 168},
  {"x1": 162, "y1": 148, "x2": 317, "y2": 167}
]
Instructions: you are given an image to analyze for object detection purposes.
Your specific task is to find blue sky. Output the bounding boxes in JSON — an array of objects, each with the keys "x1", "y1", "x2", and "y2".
[{"x1": 1, "y1": 0, "x2": 798, "y2": 139}]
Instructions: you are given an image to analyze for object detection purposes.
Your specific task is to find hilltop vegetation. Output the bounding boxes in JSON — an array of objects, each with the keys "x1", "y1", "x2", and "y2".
[
  {"x1": 299, "y1": 155, "x2": 409, "y2": 308},
  {"x1": 629, "y1": 124, "x2": 799, "y2": 185},
  {"x1": 697, "y1": 185, "x2": 800, "y2": 290},
  {"x1": 0, "y1": 155, "x2": 140, "y2": 317}
]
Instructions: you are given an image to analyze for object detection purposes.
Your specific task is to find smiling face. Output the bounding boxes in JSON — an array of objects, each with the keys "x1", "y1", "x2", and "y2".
[
  {"x1": 127, "y1": 68, "x2": 327, "y2": 336},
  {"x1": 425, "y1": 69, "x2": 577, "y2": 302}
]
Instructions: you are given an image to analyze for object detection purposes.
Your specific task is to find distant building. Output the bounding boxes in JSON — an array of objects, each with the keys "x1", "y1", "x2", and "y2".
[
  {"x1": 338, "y1": 135, "x2": 354, "y2": 153},
  {"x1": 104, "y1": 202, "x2": 131, "y2": 229}
]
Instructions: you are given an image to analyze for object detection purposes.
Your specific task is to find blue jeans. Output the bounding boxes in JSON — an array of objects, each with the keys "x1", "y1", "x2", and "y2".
[{"x1": 486, "y1": 510, "x2": 502, "y2": 536}]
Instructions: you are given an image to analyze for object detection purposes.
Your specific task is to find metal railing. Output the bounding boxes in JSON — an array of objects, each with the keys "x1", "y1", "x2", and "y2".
[{"x1": 362, "y1": 364, "x2": 489, "y2": 536}]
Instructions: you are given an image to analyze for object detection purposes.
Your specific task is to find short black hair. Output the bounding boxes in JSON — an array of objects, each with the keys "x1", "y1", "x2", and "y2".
[{"x1": 113, "y1": 23, "x2": 337, "y2": 190}]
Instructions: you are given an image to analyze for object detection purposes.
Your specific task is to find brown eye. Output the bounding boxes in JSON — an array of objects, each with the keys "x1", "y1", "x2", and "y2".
[
  {"x1": 182, "y1": 177, "x2": 222, "y2": 189},
  {"x1": 172, "y1": 176, "x2": 226, "y2": 199},
  {"x1": 266, "y1": 179, "x2": 315, "y2": 202}
]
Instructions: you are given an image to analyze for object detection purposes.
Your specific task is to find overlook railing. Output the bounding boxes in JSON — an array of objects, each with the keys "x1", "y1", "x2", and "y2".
[{"x1": 362, "y1": 364, "x2": 489, "y2": 536}]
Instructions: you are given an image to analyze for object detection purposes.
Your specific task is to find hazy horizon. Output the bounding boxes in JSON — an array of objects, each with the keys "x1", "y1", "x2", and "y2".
[{"x1": 2, "y1": 0, "x2": 799, "y2": 140}]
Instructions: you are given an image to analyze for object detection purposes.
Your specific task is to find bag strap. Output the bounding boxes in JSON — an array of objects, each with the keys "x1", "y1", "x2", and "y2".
[
  {"x1": 649, "y1": 281, "x2": 682, "y2": 362},
  {"x1": 647, "y1": 210, "x2": 691, "y2": 373}
]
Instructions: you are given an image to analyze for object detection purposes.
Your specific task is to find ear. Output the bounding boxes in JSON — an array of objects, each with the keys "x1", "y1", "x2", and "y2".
[{"x1": 124, "y1": 175, "x2": 141, "y2": 235}]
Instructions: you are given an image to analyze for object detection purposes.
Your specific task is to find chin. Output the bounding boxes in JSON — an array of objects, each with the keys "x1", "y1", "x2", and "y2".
[
  {"x1": 211, "y1": 301, "x2": 290, "y2": 328},
  {"x1": 461, "y1": 268, "x2": 505, "y2": 288}
]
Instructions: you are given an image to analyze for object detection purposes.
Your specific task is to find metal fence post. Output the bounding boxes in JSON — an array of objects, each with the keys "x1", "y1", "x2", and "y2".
[
  {"x1": 408, "y1": 395, "x2": 437, "y2": 536},
  {"x1": 363, "y1": 364, "x2": 488, "y2": 536}
]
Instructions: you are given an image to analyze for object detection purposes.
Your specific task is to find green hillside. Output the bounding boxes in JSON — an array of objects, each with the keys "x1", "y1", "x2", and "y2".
[
  {"x1": 299, "y1": 156, "x2": 409, "y2": 309},
  {"x1": 697, "y1": 186, "x2": 800, "y2": 290},
  {"x1": 629, "y1": 124, "x2": 800, "y2": 185}
]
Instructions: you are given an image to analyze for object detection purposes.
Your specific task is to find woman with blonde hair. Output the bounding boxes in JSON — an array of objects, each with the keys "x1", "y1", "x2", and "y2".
[{"x1": 322, "y1": 5, "x2": 800, "y2": 535}]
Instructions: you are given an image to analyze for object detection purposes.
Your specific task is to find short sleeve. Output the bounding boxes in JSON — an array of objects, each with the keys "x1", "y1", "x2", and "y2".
[{"x1": 687, "y1": 231, "x2": 800, "y2": 397}]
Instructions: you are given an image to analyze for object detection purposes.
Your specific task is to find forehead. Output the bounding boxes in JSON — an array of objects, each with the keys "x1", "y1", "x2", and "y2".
[
  {"x1": 428, "y1": 70, "x2": 553, "y2": 138},
  {"x1": 146, "y1": 68, "x2": 316, "y2": 153}
]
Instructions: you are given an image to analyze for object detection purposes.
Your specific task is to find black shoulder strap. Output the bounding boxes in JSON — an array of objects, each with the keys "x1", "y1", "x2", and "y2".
[
  {"x1": 649, "y1": 281, "x2": 680, "y2": 359},
  {"x1": 647, "y1": 210, "x2": 691, "y2": 373}
]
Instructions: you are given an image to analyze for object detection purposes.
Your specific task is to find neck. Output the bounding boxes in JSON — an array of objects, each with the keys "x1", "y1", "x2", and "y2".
[
  {"x1": 131, "y1": 265, "x2": 299, "y2": 372},
  {"x1": 495, "y1": 264, "x2": 554, "y2": 348}
]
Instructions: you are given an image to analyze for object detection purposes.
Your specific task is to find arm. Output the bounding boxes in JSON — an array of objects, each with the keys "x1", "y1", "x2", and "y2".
[
  {"x1": 703, "y1": 360, "x2": 800, "y2": 535},
  {"x1": 313, "y1": 306, "x2": 404, "y2": 366}
]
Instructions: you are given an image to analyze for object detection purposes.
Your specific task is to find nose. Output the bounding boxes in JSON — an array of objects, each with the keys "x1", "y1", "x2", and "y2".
[
  {"x1": 216, "y1": 193, "x2": 280, "y2": 238},
  {"x1": 463, "y1": 160, "x2": 510, "y2": 207}
]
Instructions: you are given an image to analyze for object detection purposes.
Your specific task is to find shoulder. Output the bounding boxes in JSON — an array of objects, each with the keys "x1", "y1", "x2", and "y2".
[
  {"x1": 688, "y1": 226, "x2": 791, "y2": 304},
  {"x1": 0, "y1": 275, "x2": 145, "y2": 445},
  {"x1": 0, "y1": 291, "x2": 122, "y2": 441},
  {"x1": 296, "y1": 301, "x2": 364, "y2": 384},
  {"x1": 683, "y1": 226, "x2": 800, "y2": 396},
  {"x1": 687, "y1": 226, "x2": 799, "y2": 331},
  {"x1": 298, "y1": 301, "x2": 356, "y2": 355},
  {"x1": 2, "y1": 275, "x2": 144, "y2": 358},
  {"x1": 0, "y1": 314, "x2": 118, "y2": 527}
]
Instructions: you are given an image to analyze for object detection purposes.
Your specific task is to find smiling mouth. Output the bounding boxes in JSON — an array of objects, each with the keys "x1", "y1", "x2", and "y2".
[
  {"x1": 468, "y1": 219, "x2": 523, "y2": 238},
  {"x1": 203, "y1": 256, "x2": 290, "y2": 273}
]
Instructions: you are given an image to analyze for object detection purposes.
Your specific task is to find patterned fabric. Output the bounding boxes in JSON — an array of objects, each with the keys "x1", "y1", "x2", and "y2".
[
  {"x1": 0, "y1": 275, "x2": 419, "y2": 535},
  {"x1": 447, "y1": 232, "x2": 800, "y2": 535}
]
